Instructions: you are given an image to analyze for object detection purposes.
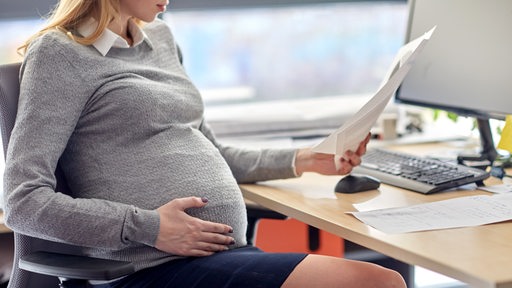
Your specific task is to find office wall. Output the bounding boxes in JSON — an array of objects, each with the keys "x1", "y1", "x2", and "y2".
[
  {"x1": 171, "y1": 0, "x2": 404, "y2": 10},
  {"x1": 0, "y1": 0, "x2": 56, "y2": 18},
  {"x1": 0, "y1": 0, "x2": 405, "y2": 18}
]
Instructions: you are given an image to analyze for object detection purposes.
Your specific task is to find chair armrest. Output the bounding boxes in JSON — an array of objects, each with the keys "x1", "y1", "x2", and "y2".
[{"x1": 19, "y1": 251, "x2": 134, "y2": 281}]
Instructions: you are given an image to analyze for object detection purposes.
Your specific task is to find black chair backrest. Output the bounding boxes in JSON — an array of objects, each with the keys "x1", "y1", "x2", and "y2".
[
  {"x1": 0, "y1": 62, "x2": 21, "y2": 157},
  {"x1": 1, "y1": 63, "x2": 83, "y2": 288}
]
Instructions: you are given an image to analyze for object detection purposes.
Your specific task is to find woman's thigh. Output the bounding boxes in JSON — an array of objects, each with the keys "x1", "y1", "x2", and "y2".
[{"x1": 97, "y1": 246, "x2": 307, "y2": 288}]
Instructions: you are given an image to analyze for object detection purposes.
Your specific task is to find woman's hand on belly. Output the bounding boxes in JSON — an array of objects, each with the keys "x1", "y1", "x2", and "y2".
[{"x1": 155, "y1": 197, "x2": 236, "y2": 257}]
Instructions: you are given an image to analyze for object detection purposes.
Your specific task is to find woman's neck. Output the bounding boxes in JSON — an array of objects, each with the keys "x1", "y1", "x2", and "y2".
[{"x1": 108, "y1": 17, "x2": 133, "y2": 46}]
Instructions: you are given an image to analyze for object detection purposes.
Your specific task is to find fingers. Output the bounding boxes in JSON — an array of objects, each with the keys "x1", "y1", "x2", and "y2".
[
  {"x1": 200, "y1": 230, "x2": 236, "y2": 247},
  {"x1": 187, "y1": 237, "x2": 236, "y2": 257},
  {"x1": 169, "y1": 230, "x2": 236, "y2": 257},
  {"x1": 173, "y1": 232, "x2": 236, "y2": 257},
  {"x1": 344, "y1": 150, "x2": 362, "y2": 167},
  {"x1": 155, "y1": 196, "x2": 236, "y2": 257},
  {"x1": 173, "y1": 196, "x2": 209, "y2": 210},
  {"x1": 337, "y1": 157, "x2": 354, "y2": 175},
  {"x1": 356, "y1": 133, "x2": 371, "y2": 156},
  {"x1": 339, "y1": 133, "x2": 370, "y2": 171},
  {"x1": 336, "y1": 149, "x2": 364, "y2": 174},
  {"x1": 200, "y1": 218, "x2": 234, "y2": 235},
  {"x1": 167, "y1": 197, "x2": 233, "y2": 233}
]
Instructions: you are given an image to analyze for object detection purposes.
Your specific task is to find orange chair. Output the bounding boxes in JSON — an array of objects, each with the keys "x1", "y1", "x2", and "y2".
[{"x1": 254, "y1": 218, "x2": 344, "y2": 257}]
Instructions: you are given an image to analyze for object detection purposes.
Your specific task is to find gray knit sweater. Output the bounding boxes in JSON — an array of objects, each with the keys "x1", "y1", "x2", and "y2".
[{"x1": 4, "y1": 20, "x2": 297, "y2": 271}]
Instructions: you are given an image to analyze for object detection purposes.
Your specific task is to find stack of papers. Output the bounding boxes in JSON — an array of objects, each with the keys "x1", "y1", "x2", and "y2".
[
  {"x1": 350, "y1": 194, "x2": 512, "y2": 234},
  {"x1": 313, "y1": 26, "x2": 436, "y2": 164}
]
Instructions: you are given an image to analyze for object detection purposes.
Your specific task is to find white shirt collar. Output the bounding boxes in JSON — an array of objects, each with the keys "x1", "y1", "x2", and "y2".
[{"x1": 78, "y1": 18, "x2": 148, "y2": 56}]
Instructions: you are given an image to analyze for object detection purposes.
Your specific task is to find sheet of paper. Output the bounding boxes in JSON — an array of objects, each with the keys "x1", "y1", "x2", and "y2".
[
  {"x1": 349, "y1": 194, "x2": 512, "y2": 234},
  {"x1": 313, "y1": 27, "x2": 436, "y2": 160},
  {"x1": 479, "y1": 183, "x2": 512, "y2": 194}
]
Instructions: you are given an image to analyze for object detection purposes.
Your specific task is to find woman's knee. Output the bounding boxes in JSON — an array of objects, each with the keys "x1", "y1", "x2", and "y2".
[
  {"x1": 370, "y1": 265, "x2": 407, "y2": 288},
  {"x1": 282, "y1": 254, "x2": 406, "y2": 288}
]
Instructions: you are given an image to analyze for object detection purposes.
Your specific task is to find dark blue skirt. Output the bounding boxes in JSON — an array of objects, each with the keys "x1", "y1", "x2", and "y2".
[{"x1": 93, "y1": 246, "x2": 307, "y2": 288}]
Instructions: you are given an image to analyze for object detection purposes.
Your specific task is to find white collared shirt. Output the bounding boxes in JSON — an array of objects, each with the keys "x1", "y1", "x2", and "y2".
[{"x1": 78, "y1": 18, "x2": 147, "y2": 56}]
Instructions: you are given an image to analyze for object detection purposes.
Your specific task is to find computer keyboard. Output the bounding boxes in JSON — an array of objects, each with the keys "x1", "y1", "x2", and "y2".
[{"x1": 352, "y1": 148, "x2": 490, "y2": 194}]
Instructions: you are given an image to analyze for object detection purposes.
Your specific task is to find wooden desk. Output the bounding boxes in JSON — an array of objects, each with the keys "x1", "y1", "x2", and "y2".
[
  {"x1": 240, "y1": 144, "x2": 512, "y2": 288},
  {"x1": 0, "y1": 212, "x2": 10, "y2": 234}
]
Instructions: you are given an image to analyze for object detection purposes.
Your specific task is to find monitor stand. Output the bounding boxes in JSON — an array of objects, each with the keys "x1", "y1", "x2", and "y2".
[{"x1": 457, "y1": 118, "x2": 498, "y2": 169}]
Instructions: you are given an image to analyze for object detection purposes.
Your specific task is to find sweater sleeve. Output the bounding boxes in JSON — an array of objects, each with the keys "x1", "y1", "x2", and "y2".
[
  {"x1": 198, "y1": 119, "x2": 299, "y2": 183},
  {"x1": 3, "y1": 34, "x2": 159, "y2": 249}
]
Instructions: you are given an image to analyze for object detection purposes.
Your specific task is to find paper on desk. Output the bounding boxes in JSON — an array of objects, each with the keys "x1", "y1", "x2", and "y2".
[
  {"x1": 313, "y1": 27, "x2": 436, "y2": 164},
  {"x1": 349, "y1": 194, "x2": 512, "y2": 234},
  {"x1": 479, "y1": 183, "x2": 512, "y2": 194}
]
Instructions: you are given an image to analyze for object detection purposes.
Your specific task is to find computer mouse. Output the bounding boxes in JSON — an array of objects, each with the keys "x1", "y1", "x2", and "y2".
[{"x1": 334, "y1": 174, "x2": 381, "y2": 193}]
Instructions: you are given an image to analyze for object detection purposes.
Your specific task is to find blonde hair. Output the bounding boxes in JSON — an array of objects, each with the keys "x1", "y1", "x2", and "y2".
[{"x1": 18, "y1": 0, "x2": 139, "y2": 55}]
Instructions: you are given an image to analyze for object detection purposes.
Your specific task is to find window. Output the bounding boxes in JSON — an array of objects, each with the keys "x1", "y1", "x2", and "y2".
[
  {"x1": 165, "y1": 2, "x2": 406, "y2": 105},
  {"x1": 163, "y1": 1, "x2": 407, "y2": 136},
  {"x1": 0, "y1": 18, "x2": 44, "y2": 64}
]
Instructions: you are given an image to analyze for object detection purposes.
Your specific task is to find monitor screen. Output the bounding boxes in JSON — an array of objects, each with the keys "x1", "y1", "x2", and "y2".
[
  {"x1": 396, "y1": 0, "x2": 512, "y2": 120},
  {"x1": 396, "y1": 0, "x2": 512, "y2": 163}
]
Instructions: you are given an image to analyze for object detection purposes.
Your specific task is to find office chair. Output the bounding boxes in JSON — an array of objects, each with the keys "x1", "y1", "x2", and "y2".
[
  {"x1": 0, "y1": 62, "x2": 136, "y2": 288},
  {"x1": 0, "y1": 58, "x2": 285, "y2": 287}
]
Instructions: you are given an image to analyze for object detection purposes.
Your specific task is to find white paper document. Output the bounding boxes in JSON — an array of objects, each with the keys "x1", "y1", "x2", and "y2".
[
  {"x1": 350, "y1": 194, "x2": 512, "y2": 234},
  {"x1": 313, "y1": 27, "x2": 436, "y2": 163},
  {"x1": 478, "y1": 183, "x2": 512, "y2": 194}
]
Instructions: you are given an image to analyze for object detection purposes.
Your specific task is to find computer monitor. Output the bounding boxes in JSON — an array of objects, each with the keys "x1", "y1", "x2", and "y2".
[{"x1": 395, "y1": 0, "x2": 512, "y2": 164}]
